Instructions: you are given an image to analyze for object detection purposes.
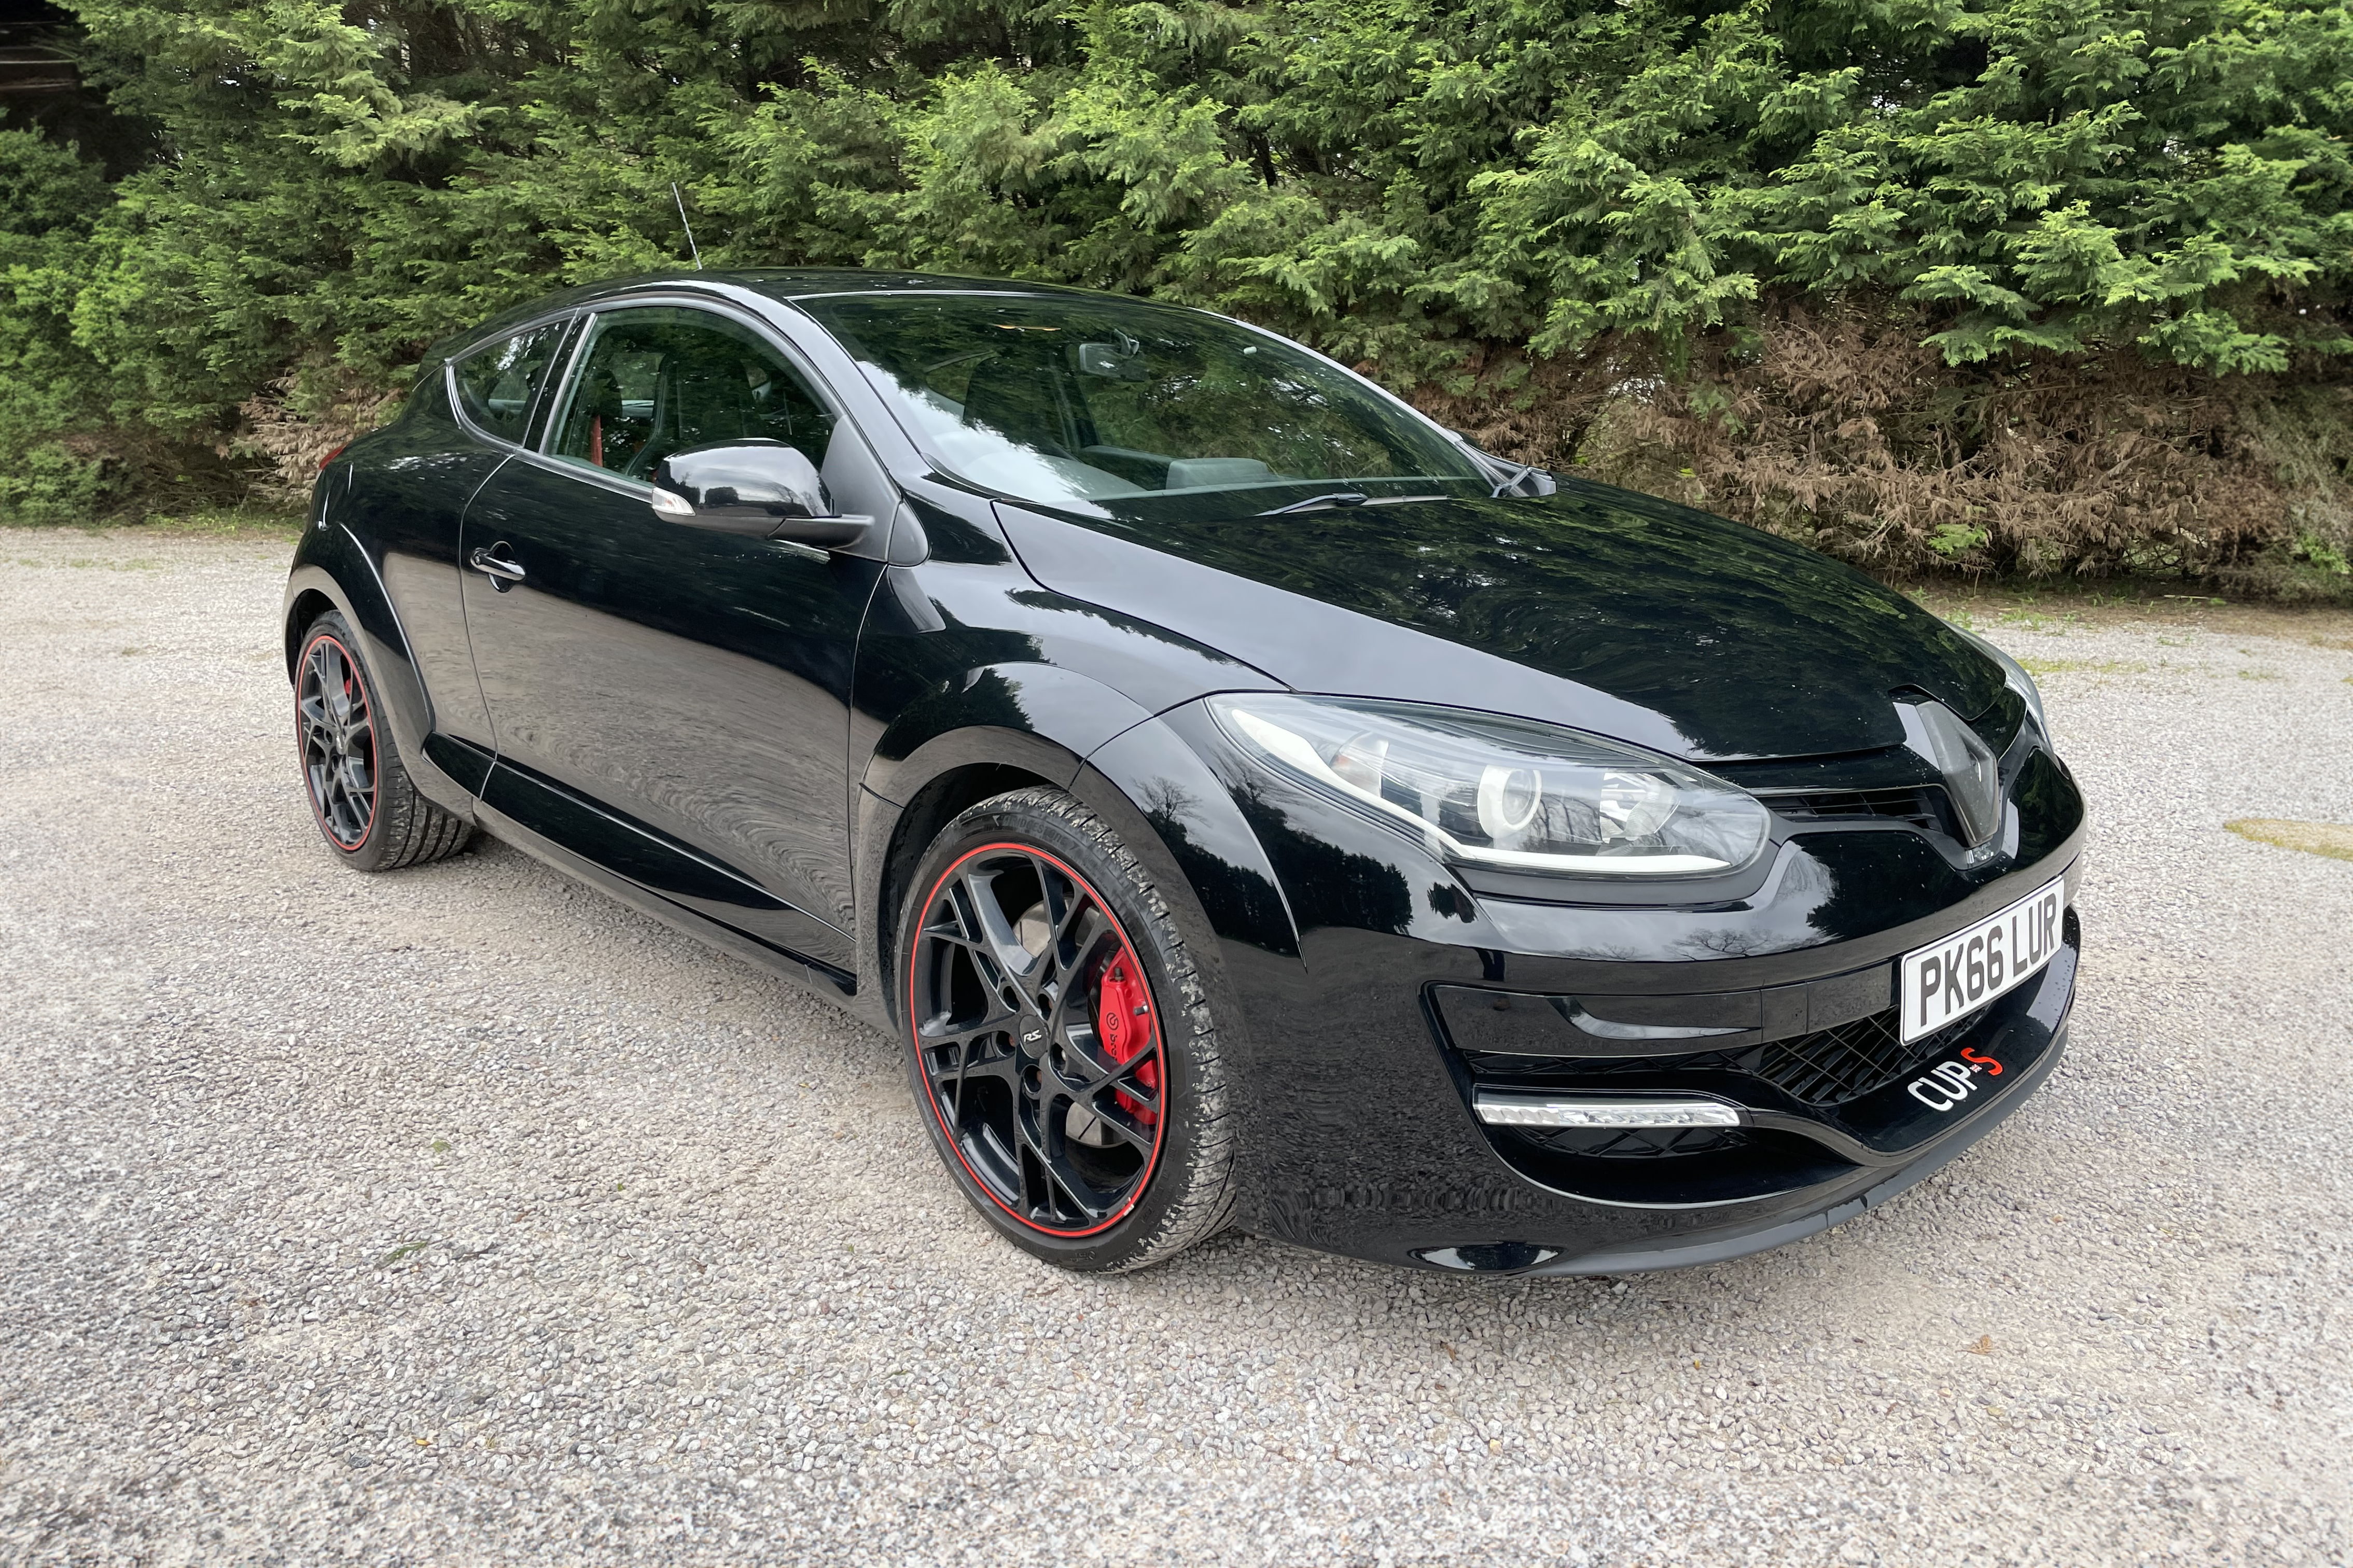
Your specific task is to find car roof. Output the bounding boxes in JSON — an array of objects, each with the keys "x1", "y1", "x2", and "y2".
[
  {"x1": 425, "y1": 268, "x2": 1125, "y2": 363},
  {"x1": 733, "y1": 268, "x2": 1098, "y2": 301}
]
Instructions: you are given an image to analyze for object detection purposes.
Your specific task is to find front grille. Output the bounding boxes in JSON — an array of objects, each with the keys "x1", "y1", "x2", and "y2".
[
  {"x1": 1752, "y1": 1010, "x2": 1928, "y2": 1103},
  {"x1": 1765, "y1": 785, "x2": 1950, "y2": 837},
  {"x1": 1464, "y1": 1006, "x2": 1973, "y2": 1108},
  {"x1": 1528, "y1": 1125, "x2": 1752, "y2": 1159}
]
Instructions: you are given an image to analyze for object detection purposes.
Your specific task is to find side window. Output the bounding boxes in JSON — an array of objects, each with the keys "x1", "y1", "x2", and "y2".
[
  {"x1": 452, "y1": 321, "x2": 569, "y2": 444},
  {"x1": 548, "y1": 306, "x2": 836, "y2": 481}
]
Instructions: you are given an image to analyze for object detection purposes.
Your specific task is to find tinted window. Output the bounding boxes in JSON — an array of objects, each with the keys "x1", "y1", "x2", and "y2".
[
  {"x1": 800, "y1": 293, "x2": 1485, "y2": 515},
  {"x1": 548, "y1": 306, "x2": 836, "y2": 482},
  {"x1": 452, "y1": 321, "x2": 568, "y2": 443}
]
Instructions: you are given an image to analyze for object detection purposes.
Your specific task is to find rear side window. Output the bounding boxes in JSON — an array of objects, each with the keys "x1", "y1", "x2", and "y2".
[{"x1": 452, "y1": 321, "x2": 569, "y2": 443}]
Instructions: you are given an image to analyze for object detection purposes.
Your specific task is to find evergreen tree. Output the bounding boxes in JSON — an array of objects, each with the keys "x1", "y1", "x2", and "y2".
[{"x1": 4, "y1": 0, "x2": 2348, "y2": 586}]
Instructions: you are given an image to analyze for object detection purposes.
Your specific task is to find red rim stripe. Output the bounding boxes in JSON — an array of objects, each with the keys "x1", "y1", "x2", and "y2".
[{"x1": 908, "y1": 841, "x2": 1166, "y2": 1239}]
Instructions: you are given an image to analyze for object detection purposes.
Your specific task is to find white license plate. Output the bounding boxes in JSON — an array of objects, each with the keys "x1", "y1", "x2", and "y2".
[{"x1": 1899, "y1": 878, "x2": 2066, "y2": 1043}]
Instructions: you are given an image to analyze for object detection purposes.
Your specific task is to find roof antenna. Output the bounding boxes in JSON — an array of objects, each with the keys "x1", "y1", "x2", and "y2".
[{"x1": 673, "y1": 181, "x2": 702, "y2": 270}]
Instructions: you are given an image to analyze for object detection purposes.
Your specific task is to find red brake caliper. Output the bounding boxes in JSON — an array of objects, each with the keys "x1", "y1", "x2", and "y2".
[{"x1": 1093, "y1": 958, "x2": 1158, "y2": 1126}]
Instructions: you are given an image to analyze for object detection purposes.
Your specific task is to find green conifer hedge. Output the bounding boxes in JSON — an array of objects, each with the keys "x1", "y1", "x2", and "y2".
[{"x1": 3, "y1": 0, "x2": 2348, "y2": 590}]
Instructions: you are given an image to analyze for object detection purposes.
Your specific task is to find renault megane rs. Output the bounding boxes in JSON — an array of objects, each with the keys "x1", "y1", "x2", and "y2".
[{"x1": 285, "y1": 270, "x2": 2083, "y2": 1276}]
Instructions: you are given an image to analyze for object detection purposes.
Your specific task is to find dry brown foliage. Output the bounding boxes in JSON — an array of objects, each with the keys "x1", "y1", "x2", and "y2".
[
  {"x1": 1415, "y1": 301, "x2": 2353, "y2": 598},
  {"x1": 231, "y1": 374, "x2": 404, "y2": 503}
]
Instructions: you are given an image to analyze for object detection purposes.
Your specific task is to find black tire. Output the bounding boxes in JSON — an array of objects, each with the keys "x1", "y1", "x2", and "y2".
[
  {"x1": 293, "y1": 611, "x2": 472, "y2": 872},
  {"x1": 896, "y1": 787, "x2": 1237, "y2": 1272}
]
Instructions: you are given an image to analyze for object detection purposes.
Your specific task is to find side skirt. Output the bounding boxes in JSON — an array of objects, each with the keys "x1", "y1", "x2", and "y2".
[
  {"x1": 422, "y1": 732, "x2": 495, "y2": 801},
  {"x1": 474, "y1": 802, "x2": 884, "y2": 1029},
  {"x1": 479, "y1": 758, "x2": 857, "y2": 978}
]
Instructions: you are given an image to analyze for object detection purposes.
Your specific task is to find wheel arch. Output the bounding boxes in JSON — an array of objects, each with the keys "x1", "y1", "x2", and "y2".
[
  {"x1": 283, "y1": 547, "x2": 471, "y2": 817},
  {"x1": 284, "y1": 586, "x2": 339, "y2": 678},
  {"x1": 853, "y1": 703, "x2": 1300, "y2": 1052}
]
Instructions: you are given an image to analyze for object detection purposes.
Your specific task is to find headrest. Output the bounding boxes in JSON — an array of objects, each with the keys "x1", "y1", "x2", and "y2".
[{"x1": 1164, "y1": 457, "x2": 1279, "y2": 490}]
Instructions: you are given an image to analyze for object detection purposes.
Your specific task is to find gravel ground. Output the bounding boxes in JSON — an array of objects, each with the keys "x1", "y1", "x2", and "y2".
[{"x1": 3, "y1": 528, "x2": 2348, "y2": 1567}]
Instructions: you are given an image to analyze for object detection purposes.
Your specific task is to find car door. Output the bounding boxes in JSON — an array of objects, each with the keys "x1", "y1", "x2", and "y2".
[{"x1": 457, "y1": 300, "x2": 890, "y2": 978}]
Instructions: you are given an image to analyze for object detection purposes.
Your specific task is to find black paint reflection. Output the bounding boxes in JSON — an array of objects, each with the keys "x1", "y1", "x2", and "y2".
[
  {"x1": 1083, "y1": 715, "x2": 1300, "y2": 960},
  {"x1": 1008, "y1": 480, "x2": 2004, "y2": 760},
  {"x1": 1234, "y1": 783, "x2": 1417, "y2": 940},
  {"x1": 344, "y1": 418, "x2": 509, "y2": 754},
  {"x1": 460, "y1": 456, "x2": 881, "y2": 959},
  {"x1": 1137, "y1": 778, "x2": 1298, "y2": 956},
  {"x1": 2011, "y1": 750, "x2": 2086, "y2": 865}
]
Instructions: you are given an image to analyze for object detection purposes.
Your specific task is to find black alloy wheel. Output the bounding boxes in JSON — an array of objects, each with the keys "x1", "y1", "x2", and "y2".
[
  {"x1": 291, "y1": 611, "x2": 473, "y2": 872},
  {"x1": 913, "y1": 843, "x2": 1164, "y2": 1231},
  {"x1": 298, "y1": 629, "x2": 377, "y2": 849},
  {"x1": 899, "y1": 788, "x2": 1235, "y2": 1271}
]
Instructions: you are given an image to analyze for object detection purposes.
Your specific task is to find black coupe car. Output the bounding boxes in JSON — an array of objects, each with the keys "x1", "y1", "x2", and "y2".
[{"x1": 286, "y1": 270, "x2": 2083, "y2": 1276}]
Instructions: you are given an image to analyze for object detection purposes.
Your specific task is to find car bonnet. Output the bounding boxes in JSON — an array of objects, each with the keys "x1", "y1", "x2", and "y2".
[{"x1": 988, "y1": 480, "x2": 2003, "y2": 764}]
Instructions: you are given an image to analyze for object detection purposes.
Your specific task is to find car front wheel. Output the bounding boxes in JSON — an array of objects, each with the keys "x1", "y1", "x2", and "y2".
[{"x1": 897, "y1": 787, "x2": 1237, "y2": 1272}]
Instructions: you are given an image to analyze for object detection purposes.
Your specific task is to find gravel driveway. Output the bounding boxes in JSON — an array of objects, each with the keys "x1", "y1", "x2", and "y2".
[{"x1": 4, "y1": 529, "x2": 2348, "y2": 1566}]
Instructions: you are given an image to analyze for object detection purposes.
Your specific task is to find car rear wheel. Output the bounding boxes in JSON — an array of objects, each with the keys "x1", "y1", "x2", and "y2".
[
  {"x1": 294, "y1": 611, "x2": 472, "y2": 872},
  {"x1": 897, "y1": 787, "x2": 1237, "y2": 1272}
]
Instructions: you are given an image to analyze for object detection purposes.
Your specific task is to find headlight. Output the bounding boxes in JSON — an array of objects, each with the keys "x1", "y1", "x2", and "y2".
[
  {"x1": 1207, "y1": 694, "x2": 1772, "y2": 878},
  {"x1": 1953, "y1": 625, "x2": 2052, "y2": 747}
]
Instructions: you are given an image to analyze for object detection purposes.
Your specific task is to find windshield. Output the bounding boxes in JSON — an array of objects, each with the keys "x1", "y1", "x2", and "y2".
[{"x1": 799, "y1": 293, "x2": 1489, "y2": 515}]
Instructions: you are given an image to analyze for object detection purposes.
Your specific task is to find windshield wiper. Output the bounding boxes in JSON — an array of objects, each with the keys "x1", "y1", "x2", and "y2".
[
  {"x1": 1477, "y1": 452, "x2": 1555, "y2": 498},
  {"x1": 1259, "y1": 492, "x2": 1369, "y2": 514},
  {"x1": 1258, "y1": 491, "x2": 1457, "y2": 515}
]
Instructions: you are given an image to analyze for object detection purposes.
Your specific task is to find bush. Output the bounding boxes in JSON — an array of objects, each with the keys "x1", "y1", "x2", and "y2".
[
  {"x1": 0, "y1": 441, "x2": 111, "y2": 524},
  {"x1": 7, "y1": 0, "x2": 2349, "y2": 584},
  {"x1": 1418, "y1": 305, "x2": 2353, "y2": 591},
  {"x1": 0, "y1": 130, "x2": 117, "y2": 522}
]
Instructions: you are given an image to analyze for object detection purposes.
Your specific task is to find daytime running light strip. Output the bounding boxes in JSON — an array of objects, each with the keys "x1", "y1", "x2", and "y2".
[{"x1": 1472, "y1": 1092, "x2": 1744, "y2": 1130}]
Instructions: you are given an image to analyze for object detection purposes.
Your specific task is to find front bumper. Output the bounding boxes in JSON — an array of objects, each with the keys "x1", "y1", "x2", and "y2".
[
  {"x1": 1434, "y1": 906, "x2": 2079, "y2": 1211},
  {"x1": 1217, "y1": 855, "x2": 2083, "y2": 1275},
  {"x1": 1083, "y1": 701, "x2": 2087, "y2": 1275}
]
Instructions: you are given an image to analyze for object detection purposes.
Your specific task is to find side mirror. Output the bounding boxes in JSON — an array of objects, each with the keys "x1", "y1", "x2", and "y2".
[{"x1": 649, "y1": 440, "x2": 871, "y2": 548}]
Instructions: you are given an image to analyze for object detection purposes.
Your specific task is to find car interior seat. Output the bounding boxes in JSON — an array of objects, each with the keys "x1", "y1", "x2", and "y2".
[
  {"x1": 628, "y1": 353, "x2": 759, "y2": 480},
  {"x1": 959, "y1": 349, "x2": 1091, "y2": 458}
]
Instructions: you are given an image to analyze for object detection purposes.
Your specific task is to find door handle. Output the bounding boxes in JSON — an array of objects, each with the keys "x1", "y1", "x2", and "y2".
[{"x1": 467, "y1": 543, "x2": 526, "y2": 589}]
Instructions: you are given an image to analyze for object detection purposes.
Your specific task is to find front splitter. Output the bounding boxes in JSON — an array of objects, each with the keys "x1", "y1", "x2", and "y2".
[{"x1": 1525, "y1": 1014, "x2": 2071, "y2": 1276}]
